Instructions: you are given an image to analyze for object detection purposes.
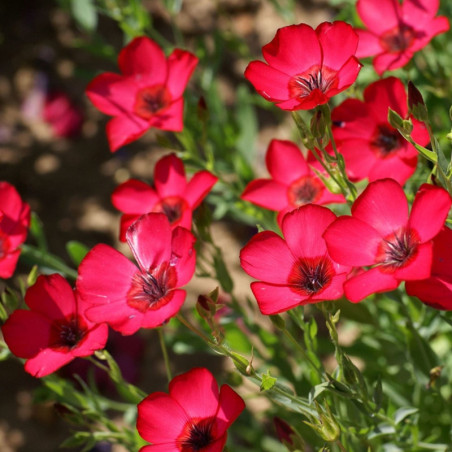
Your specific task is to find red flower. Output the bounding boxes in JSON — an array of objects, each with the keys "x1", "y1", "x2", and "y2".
[
  {"x1": 406, "y1": 227, "x2": 452, "y2": 310},
  {"x1": 240, "y1": 205, "x2": 350, "y2": 315},
  {"x1": 241, "y1": 139, "x2": 344, "y2": 226},
  {"x1": 77, "y1": 213, "x2": 196, "y2": 335},
  {"x1": 355, "y1": 0, "x2": 450, "y2": 75},
  {"x1": 244, "y1": 21, "x2": 362, "y2": 110},
  {"x1": 112, "y1": 153, "x2": 217, "y2": 241},
  {"x1": 43, "y1": 91, "x2": 83, "y2": 138},
  {"x1": 323, "y1": 179, "x2": 452, "y2": 303},
  {"x1": 137, "y1": 367, "x2": 245, "y2": 452},
  {"x1": 332, "y1": 77, "x2": 429, "y2": 185},
  {"x1": 0, "y1": 182, "x2": 30, "y2": 278},
  {"x1": 1, "y1": 274, "x2": 108, "y2": 378},
  {"x1": 86, "y1": 37, "x2": 198, "y2": 152}
]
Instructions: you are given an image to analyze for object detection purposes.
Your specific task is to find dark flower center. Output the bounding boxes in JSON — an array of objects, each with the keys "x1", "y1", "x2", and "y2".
[
  {"x1": 380, "y1": 24, "x2": 416, "y2": 53},
  {"x1": 289, "y1": 65, "x2": 337, "y2": 99},
  {"x1": 289, "y1": 256, "x2": 333, "y2": 296},
  {"x1": 377, "y1": 228, "x2": 419, "y2": 270},
  {"x1": 288, "y1": 176, "x2": 323, "y2": 206},
  {"x1": 179, "y1": 418, "x2": 215, "y2": 452},
  {"x1": 370, "y1": 124, "x2": 402, "y2": 157},
  {"x1": 51, "y1": 316, "x2": 86, "y2": 350},
  {"x1": 152, "y1": 196, "x2": 187, "y2": 225},
  {"x1": 134, "y1": 85, "x2": 172, "y2": 120},
  {"x1": 127, "y1": 262, "x2": 177, "y2": 313}
]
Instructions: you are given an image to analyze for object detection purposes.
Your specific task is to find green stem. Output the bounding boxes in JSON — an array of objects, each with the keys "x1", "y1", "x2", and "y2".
[{"x1": 158, "y1": 327, "x2": 172, "y2": 382}]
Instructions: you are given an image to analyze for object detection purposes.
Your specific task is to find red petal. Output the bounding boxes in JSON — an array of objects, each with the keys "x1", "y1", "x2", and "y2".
[
  {"x1": 118, "y1": 37, "x2": 167, "y2": 83},
  {"x1": 171, "y1": 227, "x2": 196, "y2": 286},
  {"x1": 137, "y1": 392, "x2": 187, "y2": 444},
  {"x1": 336, "y1": 139, "x2": 375, "y2": 182},
  {"x1": 72, "y1": 324, "x2": 109, "y2": 356},
  {"x1": 330, "y1": 57, "x2": 362, "y2": 92},
  {"x1": 244, "y1": 61, "x2": 291, "y2": 102},
  {"x1": 282, "y1": 205, "x2": 336, "y2": 258},
  {"x1": 2, "y1": 310, "x2": 51, "y2": 358},
  {"x1": 406, "y1": 277, "x2": 452, "y2": 310},
  {"x1": 266, "y1": 139, "x2": 309, "y2": 184},
  {"x1": 344, "y1": 267, "x2": 399, "y2": 302},
  {"x1": 408, "y1": 184, "x2": 451, "y2": 242},
  {"x1": 317, "y1": 22, "x2": 359, "y2": 71},
  {"x1": 119, "y1": 214, "x2": 139, "y2": 242},
  {"x1": 240, "y1": 231, "x2": 295, "y2": 284},
  {"x1": 364, "y1": 77, "x2": 408, "y2": 124},
  {"x1": 24, "y1": 349, "x2": 74, "y2": 378},
  {"x1": 355, "y1": 30, "x2": 382, "y2": 58},
  {"x1": 166, "y1": 49, "x2": 198, "y2": 99},
  {"x1": 25, "y1": 274, "x2": 76, "y2": 319},
  {"x1": 324, "y1": 216, "x2": 382, "y2": 266},
  {"x1": 368, "y1": 153, "x2": 416, "y2": 185},
  {"x1": 251, "y1": 282, "x2": 308, "y2": 314},
  {"x1": 154, "y1": 154, "x2": 187, "y2": 198},
  {"x1": 215, "y1": 384, "x2": 245, "y2": 437},
  {"x1": 141, "y1": 289, "x2": 186, "y2": 329},
  {"x1": 105, "y1": 115, "x2": 149, "y2": 152},
  {"x1": 332, "y1": 99, "x2": 374, "y2": 141},
  {"x1": 351, "y1": 179, "x2": 409, "y2": 237},
  {"x1": 126, "y1": 213, "x2": 172, "y2": 272},
  {"x1": 169, "y1": 367, "x2": 219, "y2": 418},
  {"x1": 86, "y1": 73, "x2": 137, "y2": 116},
  {"x1": 147, "y1": 97, "x2": 185, "y2": 132},
  {"x1": 0, "y1": 249, "x2": 21, "y2": 278},
  {"x1": 402, "y1": 0, "x2": 439, "y2": 27},
  {"x1": 77, "y1": 244, "x2": 137, "y2": 304},
  {"x1": 393, "y1": 242, "x2": 432, "y2": 280},
  {"x1": 262, "y1": 24, "x2": 321, "y2": 75},
  {"x1": 184, "y1": 170, "x2": 218, "y2": 208},
  {"x1": 357, "y1": 0, "x2": 400, "y2": 34},
  {"x1": 241, "y1": 179, "x2": 288, "y2": 211},
  {"x1": 373, "y1": 51, "x2": 413, "y2": 75},
  {"x1": 0, "y1": 182, "x2": 28, "y2": 221},
  {"x1": 112, "y1": 179, "x2": 158, "y2": 214}
]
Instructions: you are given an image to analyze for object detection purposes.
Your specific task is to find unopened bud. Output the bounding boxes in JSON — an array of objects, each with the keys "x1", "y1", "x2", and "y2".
[
  {"x1": 274, "y1": 417, "x2": 305, "y2": 451},
  {"x1": 305, "y1": 401, "x2": 341, "y2": 443},
  {"x1": 387, "y1": 108, "x2": 404, "y2": 131},
  {"x1": 408, "y1": 81, "x2": 428, "y2": 122}
]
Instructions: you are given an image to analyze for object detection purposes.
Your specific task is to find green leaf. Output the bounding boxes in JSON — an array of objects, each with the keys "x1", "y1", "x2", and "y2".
[
  {"x1": 368, "y1": 423, "x2": 396, "y2": 440},
  {"x1": 260, "y1": 370, "x2": 277, "y2": 391},
  {"x1": 66, "y1": 241, "x2": 89, "y2": 267},
  {"x1": 393, "y1": 407, "x2": 418, "y2": 425},
  {"x1": 29, "y1": 212, "x2": 48, "y2": 251},
  {"x1": 213, "y1": 250, "x2": 233, "y2": 293},
  {"x1": 71, "y1": 0, "x2": 97, "y2": 31}
]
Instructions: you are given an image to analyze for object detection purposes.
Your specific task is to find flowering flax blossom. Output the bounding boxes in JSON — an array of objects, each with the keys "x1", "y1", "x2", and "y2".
[
  {"x1": 86, "y1": 37, "x2": 198, "y2": 152},
  {"x1": 137, "y1": 367, "x2": 245, "y2": 452},
  {"x1": 112, "y1": 153, "x2": 218, "y2": 241},
  {"x1": 0, "y1": 182, "x2": 30, "y2": 278},
  {"x1": 405, "y1": 227, "x2": 452, "y2": 310},
  {"x1": 355, "y1": 0, "x2": 450, "y2": 75},
  {"x1": 77, "y1": 213, "x2": 196, "y2": 335},
  {"x1": 323, "y1": 179, "x2": 452, "y2": 303},
  {"x1": 240, "y1": 205, "x2": 350, "y2": 315},
  {"x1": 244, "y1": 21, "x2": 362, "y2": 110},
  {"x1": 1, "y1": 274, "x2": 108, "y2": 378},
  {"x1": 332, "y1": 77, "x2": 429, "y2": 185},
  {"x1": 241, "y1": 139, "x2": 345, "y2": 226}
]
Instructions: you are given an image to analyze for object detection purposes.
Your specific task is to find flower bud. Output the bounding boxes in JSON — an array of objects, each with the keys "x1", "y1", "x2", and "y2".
[
  {"x1": 273, "y1": 417, "x2": 305, "y2": 451},
  {"x1": 408, "y1": 81, "x2": 428, "y2": 122},
  {"x1": 304, "y1": 401, "x2": 341, "y2": 443}
]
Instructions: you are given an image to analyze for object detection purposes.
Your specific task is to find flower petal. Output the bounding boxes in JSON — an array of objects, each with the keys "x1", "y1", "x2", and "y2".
[
  {"x1": 24, "y1": 349, "x2": 74, "y2": 378},
  {"x1": 171, "y1": 227, "x2": 196, "y2": 286},
  {"x1": 372, "y1": 51, "x2": 413, "y2": 75},
  {"x1": 323, "y1": 216, "x2": 382, "y2": 266},
  {"x1": 262, "y1": 24, "x2": 321, "y2": 75},
  {"x1": 244, "y1": 61, "x2": 291, "y2": 102},
  {"x1": 351, "y1": 179, "x2": 409, "y2": 237},
  {"x1": 141, "y1": 290, "x2": 186, "y2": 329},
  {"x1": 126, "y1": 213, "x2": 172, "y2": 272},
  {"x1": 266, "y1": 139, "x2": 309, "y2": 184},
  {"x1": 355, "y1": 30, "x2": 382, "y2": 58},
  {"x1": 408, "y1": 184, "x2": 451, "y2": 242},
  {"x1": 165, "y1": 49, "x2": 198, "y2": 99},
  {"x1": 184, "y1": 170, "x2": 218, "y2": 209},
  {"x1": 154, "y1": 154, "x2": 187, "y2": 198},
  {"x1": 251, "y1": 282, "x2": 307, "y2": 314},
  {"x1": 105, "y1": 115, "x2": 149, "y2": 152},
  {"x1": 215, "y1": 384, "x2": 245, "y2": 437},
  {"x1": 317, "y1": 22, "x2": 359, "y2": 71},
  {"x1": 169, "y1": 367, "x2": 219, "y2": 418},
  {"x1": 118, "y1": 37, "x2": 167, "y2": 83},
  {"x1": 393, "y1": 241, "x2": 432, "y2": 280},
  {"x1": 357, "y1": 0, "x2": 400, "y2": 34},
  {"x1": 112, "y1": 179, "x2": 159, "y2": 214},
  {"x1": 147, "y1": 97, "x2": 185, "y2": 132},
  {"x1": 240, "y1": 231, "x2": 295, "y2": 284},
  {"x1": 241, "y1": 179, "x2": 288, "y2": 211},
  {"x1": 282, "y1": 205, "x2": 336, "y2": 258},
  {"x1": 344, "y1": 267, "x2": 399, "y2": 302}
]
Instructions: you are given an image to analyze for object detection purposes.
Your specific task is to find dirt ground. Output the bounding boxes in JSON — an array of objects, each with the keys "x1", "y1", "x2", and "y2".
[{"x1": 0, "y1": 1, "x2": 333, "y2": 450}]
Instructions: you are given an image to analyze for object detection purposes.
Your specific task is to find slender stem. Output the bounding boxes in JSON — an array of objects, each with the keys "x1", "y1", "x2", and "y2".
[
  {"x1": 157, "y1": 327, "x2": 172, "y2": 382},
  {"x1": 176, "y1": 313, "x2": 212, "y2": 343},
  {"x1": 336, "y1": 439, "x2": 348, "y2": 452},
  {"x1": 85, "y1": 355, "x2": 111, "y2": 374}
]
